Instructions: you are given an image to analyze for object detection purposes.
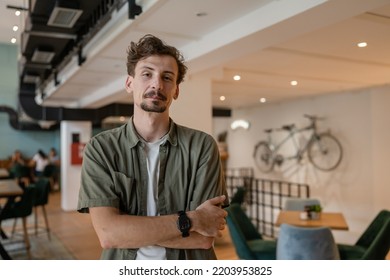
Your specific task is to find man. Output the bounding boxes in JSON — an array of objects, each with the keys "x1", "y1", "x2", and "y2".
[{"x1": 78, "y1": 34, "x2": 229, "y2": 260}]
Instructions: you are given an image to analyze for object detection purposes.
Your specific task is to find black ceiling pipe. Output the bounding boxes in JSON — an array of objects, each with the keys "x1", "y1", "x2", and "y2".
[
  {"x1": 19, "y1": 90, "x2": 134, "y2": 127},
  {"x1": 0, "y1": 105, "x2": 58, "y2": 131},
  {"x1": 17, "y1": 81, "x2": 230, "y2": 131}
]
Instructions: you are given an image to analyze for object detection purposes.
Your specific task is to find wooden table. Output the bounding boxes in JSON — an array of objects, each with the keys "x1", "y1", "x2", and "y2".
[
  {"x1": 275, "y1": 210, "x2": 349, "y2": 230},
  {"x1": 0, "y1": 168, "x2": 10, "y2": 179},
  {"x1": 0, "y1": 179, "x2": 23, "y2": 260}
]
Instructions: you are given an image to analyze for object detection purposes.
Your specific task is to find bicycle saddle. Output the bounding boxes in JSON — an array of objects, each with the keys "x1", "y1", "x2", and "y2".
[{"x1": 281, "y1": 124, "x2": 295, "y2": 131}]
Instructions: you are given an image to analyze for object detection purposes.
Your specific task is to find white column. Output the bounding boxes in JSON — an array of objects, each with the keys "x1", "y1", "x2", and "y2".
[
  {"x1": 170, "y1": 74, "x2": 213, "y2": 134},
  {"x1": 60, "y1": 121, "x2": 92, "y2": 211}
]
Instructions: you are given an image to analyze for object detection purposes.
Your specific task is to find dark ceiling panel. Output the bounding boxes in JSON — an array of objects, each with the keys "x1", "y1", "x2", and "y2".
[{"x1": 20, "y1": 0, "x2": 124, "y2": 90}]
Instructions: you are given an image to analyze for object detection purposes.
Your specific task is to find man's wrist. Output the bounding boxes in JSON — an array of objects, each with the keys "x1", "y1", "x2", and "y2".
[{"x1": 177, "y1": 210, "x2": 191, "y2": 237}]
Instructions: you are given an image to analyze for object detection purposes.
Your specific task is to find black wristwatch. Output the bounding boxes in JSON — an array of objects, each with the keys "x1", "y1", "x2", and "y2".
[{"x1": 177, "y1": 210, "x2": 191, "y2": 237}]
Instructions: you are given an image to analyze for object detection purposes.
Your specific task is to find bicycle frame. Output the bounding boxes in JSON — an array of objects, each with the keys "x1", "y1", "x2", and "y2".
[
  {"x1": 254, "y1": 114, "x2": 342, "y2": 172},
  {"x1": 267, "y1": 121, "x2": 317, "y2": 163}
]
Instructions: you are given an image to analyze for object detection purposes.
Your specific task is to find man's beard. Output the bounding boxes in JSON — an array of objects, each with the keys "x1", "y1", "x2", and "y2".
[
  {"x1": 140, "y1": 90, "x2": 167, "y2": 113},
  {"x1": 140, "y1": 101, "x2": 167, "y2": 113}
]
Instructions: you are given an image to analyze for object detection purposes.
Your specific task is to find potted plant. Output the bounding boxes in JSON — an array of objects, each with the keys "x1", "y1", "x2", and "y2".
[{"x1": 304, "y1": 204, "x2": 322, "y2": 220}]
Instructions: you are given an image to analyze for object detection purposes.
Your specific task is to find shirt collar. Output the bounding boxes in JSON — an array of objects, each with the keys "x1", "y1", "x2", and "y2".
[{"x1": 126, "y1": 116, "x2": 178, "y2": 147}]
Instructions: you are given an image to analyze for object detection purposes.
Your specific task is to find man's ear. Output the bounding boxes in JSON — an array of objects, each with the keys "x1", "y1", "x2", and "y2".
[
  {"x1": 125, "y1": 75, "x2": 133, "y2": 93},
  {"x1": 173, "y1": 86, "x2": 180, "y2": 100}
]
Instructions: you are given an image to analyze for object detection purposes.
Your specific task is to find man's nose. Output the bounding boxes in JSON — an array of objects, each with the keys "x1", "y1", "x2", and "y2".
[{"x1": 151, "y1": 76, "x2": 163, "y2": 90}]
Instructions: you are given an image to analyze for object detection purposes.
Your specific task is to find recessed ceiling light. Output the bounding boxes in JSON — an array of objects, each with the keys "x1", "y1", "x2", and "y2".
[
  {"x1": 13, "y1": 25, "x2": 18, "y2": 31},
  {"x1": 233, "y1": 75, "x2": 241, "y2": 81},
  {"x1": 357, "y1": 42, "x2": 367, "y2": 48},
  {"x1": 260, "y1": 97, "x2": 267, "y2": 103},
  {"x1": 15, "y1": 10, "x2": 21, "y2": 16},
  {"x1": 220, "y1": 96, "x2": 226, "y2": 101},
  {"x1": 196, "y1": 12, "x2": 208, "y2": 17},
  {"x1": 11, "y1": 37, "x2": 16, "y2": 44},
  {"x1": 290, "y1": 80, "x2": 298, "y2": 86}
]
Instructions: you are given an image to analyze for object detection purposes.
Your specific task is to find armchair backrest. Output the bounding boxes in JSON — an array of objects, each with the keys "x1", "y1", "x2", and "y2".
[
  {"x1": 12, "y1": 164, "x2": 31, "y2": 179},
  {"x1": 34, "y1": 178, "x2": 51, "y2": 206},
  {"x1": 276, "y1": 223, "x2": 340, "y2": 260},
  {"x1": 229, "y1": 187, "x2": 246, "y2": 205},
  {"x1": 284, "y1": 198, "x2": 321, "y2": 211},
  {"x1": 42, "y1": 164, "x2": 57, "y2": 177},
  {"x1": 1, "y1": 185, "x2": 36, "y2": 220},
  {"x1": 227, "y1": 203, "x2": 262, "y2": 241},
  {"x1": 361, "y1": 219, "x2": 390, "y2": 260},
  {"x1": 226, "y1": 204, "x2": 262, "y2": 260},
  {"x1": 356, "y1": 209, "x2": 390, "y2": 248}
]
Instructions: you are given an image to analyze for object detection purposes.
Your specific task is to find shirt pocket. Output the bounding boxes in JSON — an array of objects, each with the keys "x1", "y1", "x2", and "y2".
[{"x1": 112, "y1": 172, "x2": 139, "y2": 215}]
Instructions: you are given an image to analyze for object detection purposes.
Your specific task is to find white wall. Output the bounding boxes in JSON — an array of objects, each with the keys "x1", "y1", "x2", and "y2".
[
  {"x1": 217, "y1": 85, "x2": 390, "y2": 243},
  {"x1": 171, "y1": 74, "x2": 213, "y2": 135},
  {"x1": 371, "y1": 87, "x2": 390, "y2": 212},
  {"x1": 60, "y1": 121, "x2": 92, "y2": 211}
]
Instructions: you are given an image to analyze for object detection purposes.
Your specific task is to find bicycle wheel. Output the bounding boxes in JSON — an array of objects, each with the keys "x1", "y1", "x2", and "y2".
[
  {"x1": 308, "y1": 133, "x2": 343, "y2": 171},
  {"x1": 253, "y1": 141, "x2": 274, "y2": 172}
]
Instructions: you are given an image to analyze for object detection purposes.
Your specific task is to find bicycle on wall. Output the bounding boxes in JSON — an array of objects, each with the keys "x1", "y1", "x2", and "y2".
[{"x1": 253, "y1": 114, "x2": 343, "y2": 173}]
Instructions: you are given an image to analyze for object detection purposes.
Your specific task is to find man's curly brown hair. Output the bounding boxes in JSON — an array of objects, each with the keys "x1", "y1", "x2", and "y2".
[{"x1": 126, "y1": 34, "x2": 188, "y2": 85}]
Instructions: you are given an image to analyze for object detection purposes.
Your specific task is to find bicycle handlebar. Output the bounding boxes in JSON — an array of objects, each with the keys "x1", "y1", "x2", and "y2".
[
  {"x1": 264, "y1": 115, "x2": 325, "y2": 134},
  {"x1": 304, "y1": 114, "x2": 325, "y2": 121}
]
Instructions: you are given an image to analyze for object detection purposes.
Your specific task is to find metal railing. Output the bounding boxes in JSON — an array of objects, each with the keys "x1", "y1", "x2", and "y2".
[{"x1": 225, "y1": 168, "x2": 310, "y2": 238}]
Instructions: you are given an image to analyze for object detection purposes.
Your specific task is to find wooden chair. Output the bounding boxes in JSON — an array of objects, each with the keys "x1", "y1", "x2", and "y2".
[
  {"x1": 33, "y1": 178, "x2": 51, "y2": 240},
  {"x1": 0, "y1": 185, "x2": 36, "y2": 253}
]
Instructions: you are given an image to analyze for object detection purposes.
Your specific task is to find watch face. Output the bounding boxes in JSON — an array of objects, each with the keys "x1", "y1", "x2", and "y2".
[
  {"x1": 179, "y1": 215, "x2": 191, "y2": 230},
  {"x1": 177, "y1": 211, "x2": 191, "y2": 237}
]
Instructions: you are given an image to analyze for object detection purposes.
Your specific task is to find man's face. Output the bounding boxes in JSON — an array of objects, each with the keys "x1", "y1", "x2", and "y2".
[{"x1": 126, "y1": 55, "x2": 179, "y2": 113}]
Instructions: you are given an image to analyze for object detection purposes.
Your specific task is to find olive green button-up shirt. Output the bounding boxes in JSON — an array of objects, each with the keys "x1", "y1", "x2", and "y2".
[{"x1": 77, "y1": 117, "x2": 228, "y2": 260}]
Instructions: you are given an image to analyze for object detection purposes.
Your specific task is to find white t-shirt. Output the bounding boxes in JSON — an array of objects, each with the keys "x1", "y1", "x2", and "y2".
[
  {"x1": 136, "y1": 136, "x2": 167, "y2": 260},
  {"x1": 32, "y1": 153, "x2": 49, "y2": 172}
]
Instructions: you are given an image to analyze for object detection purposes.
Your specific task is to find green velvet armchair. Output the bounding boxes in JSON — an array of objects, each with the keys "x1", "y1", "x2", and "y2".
[
  {"x1": 225, "y1": 203, "x2": 277, "y2": 260},
  {"x1": 337, "y1": 209, "x2": 390, "y2": 260}
]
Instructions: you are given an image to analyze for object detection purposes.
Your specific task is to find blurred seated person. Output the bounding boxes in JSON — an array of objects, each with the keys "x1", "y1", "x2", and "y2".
[
  {"x1": 29, "y1": 149, "x2": 49, "y2": 179},
  {"x1": 9, "y1": 150, "x2": 25, "y2": 167},
  {"x1": 49, "y1": 147, "x2": 60, "y2": 166},
  {"x1": 8, "y1": 150, "x2": 26, "y2": 176},
  {"x1": 8, "y1": 150, "x2": 31, "y2": 187},
  {"x1": 48, "y1": 147, "x2": 61, "y2": 190}
]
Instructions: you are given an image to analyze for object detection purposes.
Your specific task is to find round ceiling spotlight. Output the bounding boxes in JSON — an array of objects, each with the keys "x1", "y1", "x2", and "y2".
[
  {"x1": 196, "y1": 12, "x2": 208, "y2": 17},
  {"x1": 357, "y1": 42, "x2": 367, "y2": 48}
]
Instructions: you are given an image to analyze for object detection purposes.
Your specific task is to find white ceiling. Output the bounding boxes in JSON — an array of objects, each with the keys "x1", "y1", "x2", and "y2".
[{"x1": 2, "y1": 0, "x2": 390, "y2": 110}]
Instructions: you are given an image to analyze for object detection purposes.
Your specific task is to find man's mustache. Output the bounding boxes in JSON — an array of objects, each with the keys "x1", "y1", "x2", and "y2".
[{"x1": 144, "y1": 90, "x2": 167, "y2": 101}]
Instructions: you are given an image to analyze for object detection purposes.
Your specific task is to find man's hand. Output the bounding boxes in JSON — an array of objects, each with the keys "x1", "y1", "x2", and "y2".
[{"x1": 188, "y1": 195, "x2": 228, "y2": 238}]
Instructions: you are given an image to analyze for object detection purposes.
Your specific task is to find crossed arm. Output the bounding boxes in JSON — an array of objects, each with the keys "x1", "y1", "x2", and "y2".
[{"x1": 89, "y1": 195, "x2": 228, "y2": 250}]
